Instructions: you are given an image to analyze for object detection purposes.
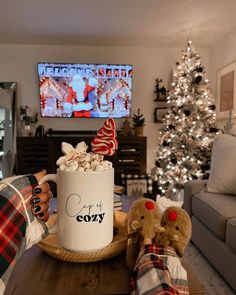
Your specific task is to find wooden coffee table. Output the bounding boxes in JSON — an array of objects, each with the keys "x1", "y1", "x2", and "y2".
[
  {"x1": 183, "y1": 262, "x2": 205, "y2": 295},
  {"x1": 5, "y1": 246, "x2": 204, "y2": 295}
]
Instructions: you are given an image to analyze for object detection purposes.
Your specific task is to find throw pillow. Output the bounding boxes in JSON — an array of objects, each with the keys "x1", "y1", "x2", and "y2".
[
  {"x1": 207, "y1": 134, "x2": 236, "y2": 195},
  {"x1": 156, "y1": 196, "x2": 183, "y2": 214}
]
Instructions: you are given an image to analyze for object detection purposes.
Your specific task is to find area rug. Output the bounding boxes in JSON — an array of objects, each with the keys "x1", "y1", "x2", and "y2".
[{"x1": 183, "y1": 242, "x2": 234, "y2": 295}]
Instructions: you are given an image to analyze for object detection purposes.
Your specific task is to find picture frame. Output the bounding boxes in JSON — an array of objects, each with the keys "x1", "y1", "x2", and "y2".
[
  {"x1": 121, "y1": 173, "x2": 153, "y2": 197},
  {"x1": 216, "y1": 62, "x2": 236, "y2": 120},
  {"x1": 154, "y1": 101, "x2": 168, "y2": 123}
]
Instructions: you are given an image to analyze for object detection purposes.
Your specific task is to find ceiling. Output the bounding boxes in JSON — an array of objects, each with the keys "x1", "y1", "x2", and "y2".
[{"x1": 1, "y1": 0, "x2": 236, "y2": 48}]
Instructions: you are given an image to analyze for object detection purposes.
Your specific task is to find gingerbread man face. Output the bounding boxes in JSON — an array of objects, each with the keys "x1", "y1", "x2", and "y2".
[
  {"x1": 128, "y1": 198, "x2": 162, "y2": 240},
  {"x1": 157, "y1": 206, "x2": 192, "y2": 257}
]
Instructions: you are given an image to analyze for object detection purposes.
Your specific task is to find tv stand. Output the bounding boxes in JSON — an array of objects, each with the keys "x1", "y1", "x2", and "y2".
[
  {"x1": 16, "y1": 135, "x2": 147, "y2": 185},
  {"x1": 45, "y1": 129, "x2": 97, "y2": 137}
]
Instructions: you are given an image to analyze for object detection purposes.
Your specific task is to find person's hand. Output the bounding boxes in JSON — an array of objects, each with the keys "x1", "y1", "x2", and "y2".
[{"x1": 31, "y1": 170, "x2": 52, "y2": 222}]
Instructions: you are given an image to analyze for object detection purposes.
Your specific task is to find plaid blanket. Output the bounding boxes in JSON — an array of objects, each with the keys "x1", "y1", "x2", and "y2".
[
  {"x1": 0, "y1": 175, "x2": 48, "y2": 295},
  {"x1": 131, "y1": 244, "x2": 189, "y2": 295}
]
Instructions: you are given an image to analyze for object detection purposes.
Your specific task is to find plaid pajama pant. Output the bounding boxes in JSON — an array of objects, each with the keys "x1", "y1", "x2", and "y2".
[
  {"x1": 131, "y1": 244, "x2": 189, "y2": 295},
  {"x1": 0, "y1": 175, "x2": 48, "y2": 295}
]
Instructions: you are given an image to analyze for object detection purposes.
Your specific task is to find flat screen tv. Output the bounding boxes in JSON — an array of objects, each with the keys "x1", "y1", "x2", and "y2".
[{"x1": 37, "y1": 62, "x2": 133, "y2": 118}]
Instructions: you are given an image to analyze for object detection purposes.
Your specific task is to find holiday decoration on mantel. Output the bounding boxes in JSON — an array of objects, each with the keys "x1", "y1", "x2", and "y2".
[
  {"x1": 153, "y1": 79, "x2": 168, "y2": 123},
  {"x1": 20, "y1": 105, "x2": 38, "y2": 126},
  {"x1": 132, "y1": 108, "x2": 145, "y2": 136},
  {"x1": 153, "y1": 78, "x2": 167, "y2": 101},
  {"x1": 121, "y1": 118, "x2": 133, "y2": 136},
  {"x1": 222, "y1": 109, "x2": 235, "y2": 135},
  {"x1": 151, "y1": 39, "x2": 220, "y2": 197},
  {"x1": 19, "y1": 105, "x2": 38, "y2": 136}
]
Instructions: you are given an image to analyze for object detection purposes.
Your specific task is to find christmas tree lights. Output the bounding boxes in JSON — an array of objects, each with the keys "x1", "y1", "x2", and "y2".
[{"x1": 151, "y1": 39, "x2": 219, "y2": 197}]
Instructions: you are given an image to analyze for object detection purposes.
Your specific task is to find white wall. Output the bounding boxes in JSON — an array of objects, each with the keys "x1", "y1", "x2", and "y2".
[
  {"x1": 209, "y1": 29, "x2": 236, "y2": 129},
  {"x1": 0, "y1": 44, "x2": 210, "y2": 171},
  {"x1": 210, "y1": 30, "x2": 236, "y2": 95}
]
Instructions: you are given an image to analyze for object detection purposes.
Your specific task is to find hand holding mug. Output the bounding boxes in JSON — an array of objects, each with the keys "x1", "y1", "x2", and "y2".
[{"x1": 31, "y1": 170, "x2": 52, "y2": 222}]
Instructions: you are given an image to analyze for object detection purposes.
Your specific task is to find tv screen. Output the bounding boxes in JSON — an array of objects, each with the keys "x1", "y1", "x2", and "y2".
[{"x1": 37, "y1": 63, "x2": 133, "y2": 118}]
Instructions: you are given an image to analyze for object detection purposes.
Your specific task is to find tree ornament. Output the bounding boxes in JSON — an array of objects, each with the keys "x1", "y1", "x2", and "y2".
[
  {"x1": 209, "y1": 127, "x2": 219, "y2": 133},
  {"x1": 201, "y1": 163, "x2": 210, "y2": 172},
  {"x1": 171, "y1": 156, "x2": 177, "y2": 164},
  {"x1": 155, "y1": 160, "x2": 161, "y2": 167},
  {"x1": 168, "y1": 124, "x2": 175, "y2": 130},
  {"x1": 163, "y1": 140, "x2": 170, "y2": 147},
  {"x1": 184, "y1": 110, "x2": 191, "y2": 116},
  {"x1": 194, "y1": 76, "x2": 202, "y2": 84},
  {"x1": 195, "y1": 66, "x2": 203, "y2": 72}
]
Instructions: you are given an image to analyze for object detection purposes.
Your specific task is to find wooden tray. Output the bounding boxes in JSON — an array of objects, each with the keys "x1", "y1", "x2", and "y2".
[{"x1": 37, "y1": 210, "x2": 128, "y2": 263}]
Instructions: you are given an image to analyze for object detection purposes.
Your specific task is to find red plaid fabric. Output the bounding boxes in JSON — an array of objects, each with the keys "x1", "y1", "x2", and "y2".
[
  {"x1": 131, "y1": 244, "x2": 189, "y2": 295},
  {"x1": 0, "y1": 175, "x2": 48, "y2": 295},
  {"x1": 0, "y1": 196, "x2": 26, "y2": 276}
]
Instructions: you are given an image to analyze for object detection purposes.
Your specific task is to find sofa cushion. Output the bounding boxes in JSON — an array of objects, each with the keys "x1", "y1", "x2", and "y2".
[
  {"x1": 226, "y1": 218, "x2": 236, "y2": 254},
  {"x1": 207, "y1": 134, "x2": 236, "y2": 195},
  {"x1": 192, "y1": 192, "x2": 236, "y2": 240}
]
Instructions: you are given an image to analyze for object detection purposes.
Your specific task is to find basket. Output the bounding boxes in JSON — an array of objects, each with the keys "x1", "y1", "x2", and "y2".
[{"x1": 37, "y1": 210, "x2": 128, "y2": 263}]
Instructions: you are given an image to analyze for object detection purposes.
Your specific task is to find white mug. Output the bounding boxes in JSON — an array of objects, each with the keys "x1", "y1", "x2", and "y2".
[{"x1": 39, "y1": 168, "x2": 114, "y2": 253}]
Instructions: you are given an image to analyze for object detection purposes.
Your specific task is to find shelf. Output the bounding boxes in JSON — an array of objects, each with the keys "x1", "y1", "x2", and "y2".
[{"x1": 16, "y1": 136, "x2": 147, "y2": 185}]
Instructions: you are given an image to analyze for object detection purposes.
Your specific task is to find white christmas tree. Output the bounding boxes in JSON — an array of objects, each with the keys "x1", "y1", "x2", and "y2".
[{"x1": 151, "y1": 39, "x2": 219, "y2": 198}]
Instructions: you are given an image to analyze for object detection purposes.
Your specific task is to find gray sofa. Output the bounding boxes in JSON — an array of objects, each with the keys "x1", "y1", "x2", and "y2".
[{"x1": 184, "y1": 179, "x2": 236, "y2": 292}]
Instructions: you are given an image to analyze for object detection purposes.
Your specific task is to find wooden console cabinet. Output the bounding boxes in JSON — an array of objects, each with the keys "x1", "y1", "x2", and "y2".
[{"x1": 16, "y1": 135, "x2": 147, "y2": 184}]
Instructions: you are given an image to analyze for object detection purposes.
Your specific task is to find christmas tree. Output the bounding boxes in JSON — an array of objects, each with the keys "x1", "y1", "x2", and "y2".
[{"x1": 151, "y1": 39, "x2": 219, "y2": 197}]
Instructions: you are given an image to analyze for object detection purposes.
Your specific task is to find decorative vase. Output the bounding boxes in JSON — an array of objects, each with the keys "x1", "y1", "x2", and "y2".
[
  {"x1": 172, "y1": 189, "x2": 184, "y2": 202},
  {"x1": 21, "y1": 124, "x2": 35, "y2": 137},
  {"x1": 134, "y1": 126, "x2": 144, "y2": 136},
  {"x1": 121, "y1": 118, "x2": 133, "y2": 136}
]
